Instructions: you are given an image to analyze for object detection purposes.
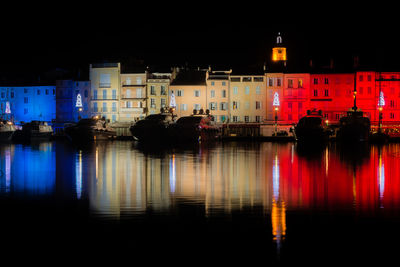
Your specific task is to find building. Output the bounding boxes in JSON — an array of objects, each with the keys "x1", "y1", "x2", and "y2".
[
  {"x1": 89, "y1": 63, "x2": 121, "y2": 122},
  {"x1": 281, "y1": 73, "x2": 310, "y2": 123},
  {"x1": 206, "y1": 70, "x2": 230, "y2": 122},
  {"x1": 266, "y1": 72, "x2": 284, "y2": 122},
  {"x1": 120, "y1": 72, "x2": 147, "y2": 121},
  {"x1": 0, "y1": 86, "x2": 56, "y2": 124},
  {"x1": 56, "y1": 80, "x2": 90, "y2": 122},
  {"x1": 169, "y1": 69, "x2": 207, "y2": 118},
  {"x1": 229, "y1": 71, "x2": 266, "y2": 123},
  {"x1": 147, "y1": 72, "x2": 172, "y2": 115}
]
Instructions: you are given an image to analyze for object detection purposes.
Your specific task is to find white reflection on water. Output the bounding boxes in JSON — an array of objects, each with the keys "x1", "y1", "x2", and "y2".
[{"x1": 75, "y1": 150, "x2": 82, "y2": 199}]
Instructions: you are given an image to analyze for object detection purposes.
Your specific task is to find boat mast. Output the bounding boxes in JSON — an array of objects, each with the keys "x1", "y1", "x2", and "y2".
[{"x1": 352, "y1": 71, "x2": 358, "y2": 112}]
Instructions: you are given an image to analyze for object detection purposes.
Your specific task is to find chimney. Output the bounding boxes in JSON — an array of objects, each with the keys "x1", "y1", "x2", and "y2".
[
  {"x1": 330, "y1": 58, "x2": 334, "y2": 70},
  {"x1": 309, "y1": 59, "x2": 313, "y2": 68},
  {"x1": 353, "y1": 55, "x2": 360, "y2": 69}
]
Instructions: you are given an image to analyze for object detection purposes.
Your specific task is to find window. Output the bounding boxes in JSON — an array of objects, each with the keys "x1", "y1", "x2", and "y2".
[
  {"x1": 245, "y1": 101, "x2": 250, "y2": 110},
  {"x1": 222, "y1": 82, "x2": 226, "y2": 86},
  {"x1": 11, "y1": 92, "x2": 14, "y2": 98},
  {"x1": 112, "y1": 102, "x2": 117, "y2": 112},
  {"x1": 150, "y1": 86, "x2": 156, "y2": 95},
  {"x1": 194, "y1": 104, "x2": 201, "y2": 110},
  {"x1": 53, "y1": 89, "x2": 55, "y2": 95},
  {"x1": 194, "y1": 90, "x2": 200, "y2": 97},
  {"x1": 24, "y1": 108, "x2": 28, "y2": 114},
  {"x1": 37, "y1": 89, "x2": 40, "y2": 95},
  {"x1": 254, "y1": 77, "x2": 264, "y2": 82},
  {"x1": 126, "y1": 77, "x2": 131, "y2": 85},
  {"x1": 161, "y1": 85, "x2": 166, "y2": 95},
  {"x1": 24, "y1": 88, "x2": 28, "y2": 94},
  {"x1": 256, "y1": 86, "x2": 261, "y2": 95},
  {"x1": 93, "y1": 102, "x2": 98, "y2": 112},
  {"x1": 127, "y1": 101, "x2": 132, "y2": 108},
  {"x1": 324, "y1": 78, "x2": 329, "y2": 84},
  {"x1": 255, "y1": 116, "x2": 261, "y2": 122},
  {"x1": 233, "y1": 87, "x2": 238, "y2": 95},
  {"x1": 209, "y1": 102, "x2": 217, "y2": 110},
  {"x1": 180, "y1": 104, "x2": 187, "y2": 111},
  {"x1": 359, "y1": 75, "x2": 363, "y2": 82},
  {"x1": 390, "y1": 100, "x2": 395, "y2": 108},
  {"x1": 298, "y1": 79, "x2": 303, "y2": 88},
  {"x1": 314, "y1": 90, "x2": 318, "y2": 97},
  {"x1": 102, "y1": 90, "x2": 107, "y2": 99},
  {"x1": 232, "y1": 101, "x2": 239, "y2": 110},
  {"x1": 46, "y1": 89, "x2": 49, "y2": 95},
  {"x1": 150, "y1": 98, "x2": 156, "y2": 108},
  {"x1": 288, "y1": 114, "x2": 292, "y2": 121},
  {"x1": 220, "y1": 102, "x2": 227, "y2": 110},
  {"x1": 268, "y1": 78, "x2": 273, "y2": 87},
  {"x1": 244, "y1": 116, "x2": 250, "y2": 123},
  {"x1": 231, "y1": 77, "x2": 240, "y2": 82},
  {"x1": 136, "y1": 88, "x2": 142, "y2": 98},
  {"x1": 367, "y1": 87, "x2": 371, "y2": 94},
  {"x1": 232, "y1": 116, "x2": 238, "y2": 122},
  {"x1": 177, "y1": 90, "x2": 183, "y2": 97},
  {"x1": 161, "y1": 98, "x2": 166, "y2": 107},
  {"x1": 102, "y1": 102, "x2": 107, "y2": 112},
  {"x1": 368, "y1": 75, "x2": 372, "y2": 81},
  {"x1": 359, "y1": 87, "x2": 363, "y2": 94},
  {"x1": 136, "y1": 77, "x2": 142, "y2": 85},
  {"x1": 243, "y1": 77, "x2": 252, "y2": 82},
  {"x1": 324, "y1": 89, "x2": 329, "y2": 97},
  {"x1": 313, "y1": 78, "x2": 318, "y2": 84},
  {"x1": 24, "y1": 97, "x2": 28, "y2": 104},
  {"x1": 255, "y1": 101, "x2": 261, "y2": 109},
  {"x1": 112, "y1": 90, "x2": 117, "y2": 99},
  {"x1": 298, "y1": 102, "x2": 303, "y2": 110},
  {"x1": 1, "y1": 92, "x2": 4, "y2": 98},
  {"x1": 288, "y1": 79, "x2": 293, "y2": 88},
  {"x1": 288, "y1": 102, "x2": 292, "y2": 110},
  {"x1": 390, "y1": 113, "x2": 395, "y2": 119},
  {"x1": 277, "y1": 79, "x2": 281, "y2": 86},
  {"x1": 222, "y1": 90, "x2": 226, "y2": 98},
  {"x1": 210, "y1": 90, "x2": 215, "y2": 98},
  {"x1": 93, "y1": 90, "x2": 98, "y2": 100},
  {"x1": 211, "y1": 81, "x2": 215, "y2": 86},
  {"x1": 84, "y1": 90, "x2": 88, "y2": 98},
  {"x1": 245, "y1": 86, "x2": 250, "y2": 95}
]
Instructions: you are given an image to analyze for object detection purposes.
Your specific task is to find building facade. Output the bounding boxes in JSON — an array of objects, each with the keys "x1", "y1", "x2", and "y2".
[
  {"x1": 229, "y1": 74, "x2": 266, "y2": 123},
  {"x1": 0, "y1": 86, "x2": 56, "y2": 124},
  {"x1": 56, "y1": 80, "x2": 90, "y2": 122},
  {"x1": 147, "y1": 73, "x2": 171, "y2": 115},
  {"x1": 89, "y1": 63, "x2": 121, "y2": 122},
  {"x1": 206, "y1": 70, "x2": 230, "y2": 122},
  {"x1": 120, "y1": 72, "x2": 147, "y2": 121}
]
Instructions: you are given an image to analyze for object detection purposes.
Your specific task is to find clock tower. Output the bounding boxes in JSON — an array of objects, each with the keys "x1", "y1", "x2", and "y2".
[{"x1": 272, "y1": 32, "x2": 287, "y2": 64}]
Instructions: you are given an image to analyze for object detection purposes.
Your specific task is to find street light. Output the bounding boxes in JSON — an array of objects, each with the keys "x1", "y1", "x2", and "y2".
[{"x1": 274, "y1": 107, "x2": 279, "y2": 135}]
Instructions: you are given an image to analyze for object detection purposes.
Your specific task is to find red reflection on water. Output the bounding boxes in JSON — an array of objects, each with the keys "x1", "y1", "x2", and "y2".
[{"x1": 274, "y1": 144, "x2": 400, "y2": 214}]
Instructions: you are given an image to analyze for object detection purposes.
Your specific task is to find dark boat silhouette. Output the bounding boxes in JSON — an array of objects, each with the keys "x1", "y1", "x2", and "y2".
[
  {"x1": 129, "y1": 108, "x2": 175, "y2": 143},
  {"x1": 13, "y1": 121, "x2": 53, "y2": 141},
  {"x1": 168, "y1": 109, "x2": 220, "y2": 143},
  {"x1": 294, "y1": 109, "x2": 332, "y2": 143},
  {"x1": 64, "y1": 116, "x2": 117, "y2": 142},
  {"x1": 0, "y1": 119, "x2": 17, "y2": 142}
]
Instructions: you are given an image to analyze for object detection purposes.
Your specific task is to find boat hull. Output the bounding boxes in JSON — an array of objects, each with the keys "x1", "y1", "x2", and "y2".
[
  {"x1": 65, "y1": 126, "x2": 116, "y2": 142},
  {"x1": 0, "y1": 130, "x2": 15, "y2": 142}
]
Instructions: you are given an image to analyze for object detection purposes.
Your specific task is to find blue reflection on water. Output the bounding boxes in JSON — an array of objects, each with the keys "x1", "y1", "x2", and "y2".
[{"x1": 0, "y1": 143, "x2": 55, "y2": 196}]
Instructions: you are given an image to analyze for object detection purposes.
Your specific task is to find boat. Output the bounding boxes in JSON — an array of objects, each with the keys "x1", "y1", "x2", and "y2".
[
  {"x1": 129, "y1": 108, "x2": 176, "y2": 143},
  {"x1": 336, "y1": 107, "x2": 371, "y2": 143},
  {"x1": 336, "y1": 73, "x2": 371, "y2": 143},
  {"x1": 168, "y1": 109, "x2": 220, "y2": 143},
  {"x1": 294, "y1": 109, "x2": 332, "y2": 143},
  {"x1": 0, "y1": 119, "x2": 17, "y2": 142},
  {"x1": 64, "y1": 116, "x2": 117, "y2": 142},
  {"x1": 13, "y1": 121, "x2": 53, "y2": 141}
]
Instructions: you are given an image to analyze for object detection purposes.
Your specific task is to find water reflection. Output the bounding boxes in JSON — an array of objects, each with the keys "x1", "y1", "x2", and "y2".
[
  {"x1": 0, "y1": 142, "x2": 55, "y2": 195},
  {"x1": 2, "y1": 141, "x2": 400, "y2": 246}
]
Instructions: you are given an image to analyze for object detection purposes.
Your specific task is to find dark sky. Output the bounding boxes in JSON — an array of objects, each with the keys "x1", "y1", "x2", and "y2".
[{"x1": 1, "y1": 2, "x2": 399, "y2": 81}]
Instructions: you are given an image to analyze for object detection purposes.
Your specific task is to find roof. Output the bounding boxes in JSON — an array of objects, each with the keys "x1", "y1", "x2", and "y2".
[{"x1": 170, "y1": 69, "x2": 207, "y2": 86}]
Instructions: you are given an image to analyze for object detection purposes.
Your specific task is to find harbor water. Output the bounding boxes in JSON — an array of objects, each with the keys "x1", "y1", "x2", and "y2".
[{"x1": 1, "y1": 140, "x2": 400, "y2": 265}]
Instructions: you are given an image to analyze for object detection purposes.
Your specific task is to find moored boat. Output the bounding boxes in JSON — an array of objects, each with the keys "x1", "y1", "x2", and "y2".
[
  {"x1": 294, "y1": 109, "x2": 332, "y2": 143},
  {"x1": 129, "y1": 108, "x2": 176, "y2": 143},
  {"x1": 168, "y1": 109, "x2": 220, "y2": 143},
  {"x1": 0, "y1": 119, "x2": 17, "y2": 142},
  {"x1": 64, "y1": 116, "x2": 117, "y2": 142},
  {"x1": 13, "y1": 121, "x2": 53, "y2": 142}
]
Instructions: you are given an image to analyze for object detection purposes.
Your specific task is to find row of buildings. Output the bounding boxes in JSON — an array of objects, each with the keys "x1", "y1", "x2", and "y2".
[{"x1": 1, "y1": 34, "x2": 400, "y2": 126}]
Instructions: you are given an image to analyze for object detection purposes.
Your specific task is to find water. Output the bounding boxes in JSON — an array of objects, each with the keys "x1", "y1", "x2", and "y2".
[{"x1": 1, "y1": 140, "x2": 400, "y2": 264}]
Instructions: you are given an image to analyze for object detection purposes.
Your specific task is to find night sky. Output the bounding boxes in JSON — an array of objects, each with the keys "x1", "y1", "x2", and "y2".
[{"x1": 1, "y1": 3, "x2": 399, "y2": 82}]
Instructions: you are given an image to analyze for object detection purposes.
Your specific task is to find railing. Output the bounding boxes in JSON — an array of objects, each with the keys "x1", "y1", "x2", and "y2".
[
  {"x1": 120, "y1": 107, "x2": 145, "y2": 113},
  {"x1": 99, "y1": 83, "x2": 111, "y2": 88}
]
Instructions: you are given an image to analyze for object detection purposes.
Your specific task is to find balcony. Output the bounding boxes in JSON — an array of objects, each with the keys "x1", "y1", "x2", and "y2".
[
  {"x1": 99, "y1": 83, "x2": 111, "y2": 88},
  {"x1": 121, "y1": 94, "x2": 146, "y2": 99},
  {"x1": 120, "y1": 107, "x2": 146, "y2": 113}
]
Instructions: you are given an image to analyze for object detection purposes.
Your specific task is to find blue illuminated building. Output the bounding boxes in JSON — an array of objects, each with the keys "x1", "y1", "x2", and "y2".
[
  {"x1": 0, "y1": 86, "x2": 56, "y2": 124},
  {"x1": 55, "y1": 80, "x2": 91, "y2": 122}
]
